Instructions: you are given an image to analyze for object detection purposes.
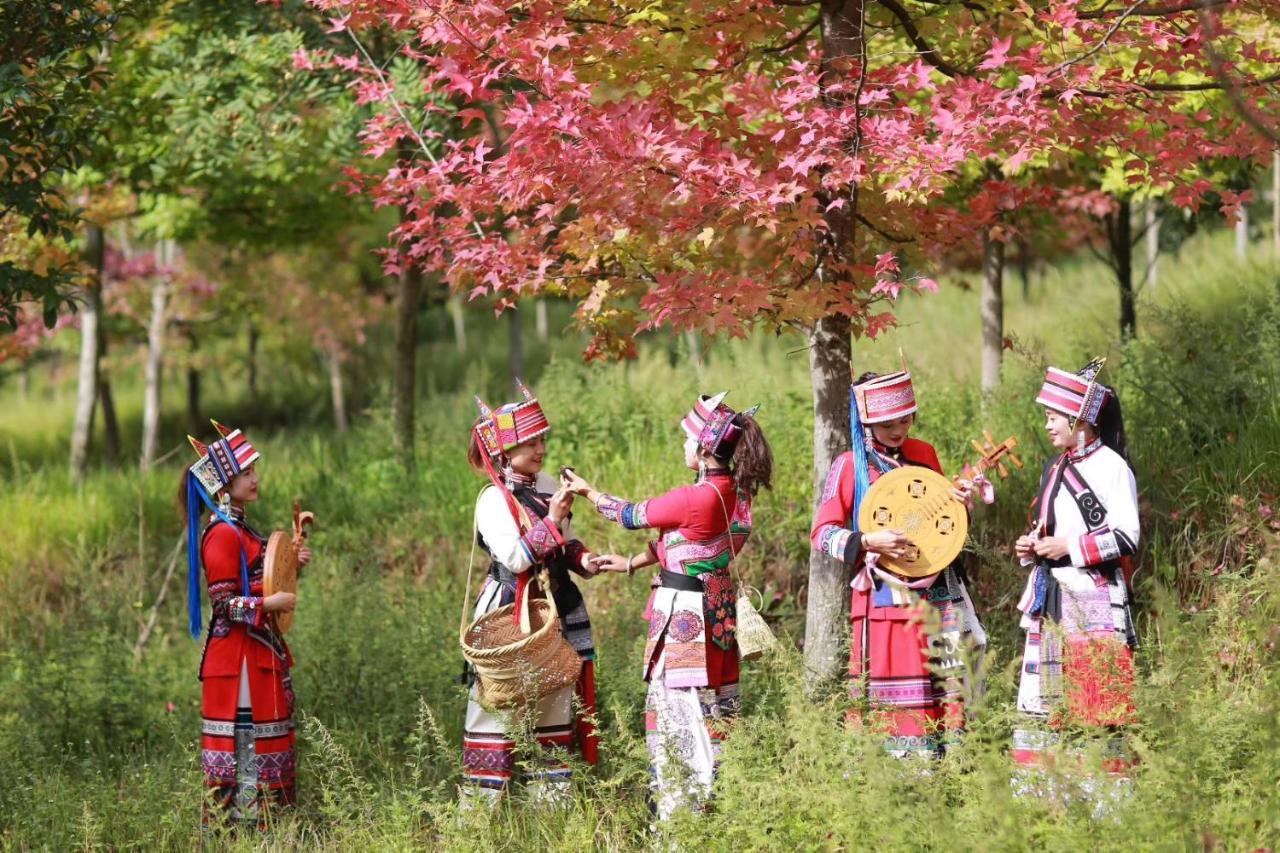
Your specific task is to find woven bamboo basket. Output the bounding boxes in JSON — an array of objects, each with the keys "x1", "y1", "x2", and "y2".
[
  {"x1": 461, "y1": 574, "x2": 582, "y2": 709},
  {"x1": 735, "y1": 586, "x2": 777, "y2": 661}
]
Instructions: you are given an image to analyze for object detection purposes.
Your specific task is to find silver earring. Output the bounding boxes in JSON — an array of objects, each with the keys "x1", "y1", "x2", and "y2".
[{"x1": 218, "y1": 491, "x2": 231, "y2": 515}]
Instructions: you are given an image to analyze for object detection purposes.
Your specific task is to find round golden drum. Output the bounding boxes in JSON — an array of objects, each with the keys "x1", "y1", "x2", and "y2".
[
  {"x1": 263, "y1": 531, "x2": 300, "y2": 634},
  {"x1": 856, "y1": 467, "x2": 967, "y2": 578}
]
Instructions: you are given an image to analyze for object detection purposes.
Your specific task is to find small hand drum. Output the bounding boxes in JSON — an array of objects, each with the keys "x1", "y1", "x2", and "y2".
[
  {"x1": 263, "y1": 502, "x2": 315, "y2": 634},
  {"x1": 856, "y1": 467, "x2": 967, "y2": 578}
]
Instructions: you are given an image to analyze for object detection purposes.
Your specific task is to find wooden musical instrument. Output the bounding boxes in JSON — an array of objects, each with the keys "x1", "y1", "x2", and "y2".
[
  {"x1": 263, "y1": 501, "x2": 315, "y2": 635},
  {"x1": 857, "y1": 432, "x2": 1022, "y2": 578}
]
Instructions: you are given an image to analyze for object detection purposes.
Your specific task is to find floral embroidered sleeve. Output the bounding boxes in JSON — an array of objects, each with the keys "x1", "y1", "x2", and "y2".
[
  {"x1": 476, "y1": 485, "x2": 563, "y2": 572},
  {"x1": 203, "y1": 524, "x2": 264, "y2": 627},
  {"x1": 810, "y1": 453, "x2": 862, "y2": 564},
  {"x1": 594, "y1": 486, "x2": 690, "y2": 530}
]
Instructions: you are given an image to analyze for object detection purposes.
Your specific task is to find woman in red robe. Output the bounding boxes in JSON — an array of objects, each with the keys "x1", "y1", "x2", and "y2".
[
  {"x1": 182, "y1": 421, "x2": 309, "y2": 827},
  {"x1": 810, "y1": 370, "x2": 986, "y2": 757}
]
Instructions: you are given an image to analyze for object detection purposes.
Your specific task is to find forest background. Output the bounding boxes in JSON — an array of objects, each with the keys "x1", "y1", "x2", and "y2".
[{"x1": 2, "y1": 0, "x2": 1280, "y2": 849}]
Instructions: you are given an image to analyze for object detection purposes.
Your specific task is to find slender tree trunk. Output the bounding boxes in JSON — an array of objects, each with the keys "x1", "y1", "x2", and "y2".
[
  {"x1": 449, "y1": 295, "x2": 468, "y2": 352},
  {"x1": 186, "y1": 333, "x2": 202, "y2": 435},
  {"x1": 140, "y1": 258, "x2": 170, "y2": 471},
  {"x1": 392, "y1": 259, "x2": 423, "y2": 462},
  {"x1": 508, "y1": 308, "x2": 524, "y2": 389},
  {"x1": 247, "y1": 320, "x2": 260, "y2": 398},
  {"x1": 535, "y1": 299, "x2": 548, "y2": 342},
  {"x1": 980, "y1": 227, "x2": 1005, "y2": 392},
  {"x1": 69, "y1": 224, "x2": 105, "y2": 481},
  {"x1": 1236, "y1": 204, "x2": 1250, "y2": 261},
  {"x1": 1272, "y1": 149, "x2": 1279, "y2": 258},
  {"x1": 803, "y1": 311, "x2": 853, "y2": 687},
  {"x1": 1105, "y1": 197, "x2": 1136, "y2": 340},
  {"x1": 327, "y1": 343, "x2": 349, "y2": 432},
  {"x1": 685, "y1": 329, "x2": 704, "y2": 373},
  {"x1": 98, "y1": 327, "x2": 121, "y2": 466},
  {"x1": 801, "y1": 0, "x2": 864, "y2": 687},
  {"x1": 1017, "y1": 235, "x2": 1031, "y2": 301},
  {"x1": 1145, "y1": 199, "x2": 1160, "y2": 288}
]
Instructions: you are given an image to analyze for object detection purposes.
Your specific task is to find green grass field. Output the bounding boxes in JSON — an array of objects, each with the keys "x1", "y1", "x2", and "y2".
[{"x1": 1, "y1": 229, "x2": 1278, "y2": 850}]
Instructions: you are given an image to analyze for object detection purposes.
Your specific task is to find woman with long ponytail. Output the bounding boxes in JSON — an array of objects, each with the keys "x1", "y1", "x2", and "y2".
[{"x1": 562, "y1": 392, "x2": 772, "y2": 821}]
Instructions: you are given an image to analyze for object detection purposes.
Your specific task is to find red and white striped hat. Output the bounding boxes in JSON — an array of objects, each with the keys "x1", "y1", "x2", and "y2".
[
  {"x1": 188, "y1": 420, "x2": 260, "y2": 495},
  {"x1": 474, "y1": 379, "x2": 552, "y2": 458},
  {"x1": 1036, "y1": 358, "x2": 1109, "y2": 426},
  {"x1": 853, "y1": 371, "x2": 917, "y2": 424}
]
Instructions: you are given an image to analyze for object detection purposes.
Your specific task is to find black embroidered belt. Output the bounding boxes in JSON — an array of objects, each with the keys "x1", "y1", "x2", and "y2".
[{"x1": 659, "y1": 569, "x2": 704, "y2": 592}]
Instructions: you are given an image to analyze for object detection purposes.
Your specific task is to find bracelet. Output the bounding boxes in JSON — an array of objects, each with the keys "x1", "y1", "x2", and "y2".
[{"x1": 626, "y1": 555, "x2": 635, "y2": 577}]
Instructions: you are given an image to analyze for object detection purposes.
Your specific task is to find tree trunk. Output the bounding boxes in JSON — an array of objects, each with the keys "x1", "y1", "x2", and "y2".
[
  {"x1": 508, "y1": 308, "x2": 524, "y2": 389},
  {"x1": 803, "y1": 311, "x2": 854, "y2": 687},
  {"x1": 186, "y1": 333, "x2": 202, "y2": 435},
  {"x1": 1105, "y1": 197, "x2": 1136, "y2": 340},
  {"x1": 685, "y1": 329, "x2": 704, "y2": 373},
  {"x1": 1144, "y1": 199, "x2": 1160, "y2": 288},
  {"x1": 1272, "y1": 149, "x2": 1279, "y2": 258},
  {"x1": 1236, "y1": 204, "x2": 1250, "y2": 261},
  {"x1": 800, "y1": 0, "x2": 865, "y2": 688},
  {"x1": 1017, "y1": 235, "x2": 1031, "y2": 301},
  {"x1": 247, "y1": 320, "x2": 260, "y2": 398},
  {"x1": 140, "y1": 262, "x2": 170, "y2": 471},
  {"x1": 535, "y1": 298, "x2": 548, "y2": 342},
  {"x1": 449, "y1": 295, "x2": 468, "y2": 352},
  {"x1": 392, "y1": 260, "x2": 423, "y2": 461},
  {"x1": 97, "y1": 316, "x2": 121, "y2": 467},
  {"x1": 980, "y1": 227, "x2": 1005, "y2": 392},
  {"x1": 327, "y1": 343, "x2": 349, "y2": 432},
  {"x1": 69, "y1": 224, "x2": 105, "y2": 481}
]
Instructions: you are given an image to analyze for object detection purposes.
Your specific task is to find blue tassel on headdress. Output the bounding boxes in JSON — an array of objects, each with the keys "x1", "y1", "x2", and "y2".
[
  {"x1": 186, "y1": 472, "x2": 205, "y2": 638},
  {"x1": 849, "y1": 389, "x2": 872, "y2": 533},
  {"x1": 185, "y1": 470, "x2": 251, "y2": 639}
]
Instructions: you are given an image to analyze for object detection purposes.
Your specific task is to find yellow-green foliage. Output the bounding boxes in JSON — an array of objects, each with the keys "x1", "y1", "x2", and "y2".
[{"x1": 1, "y1": 230, "x2": 1278, "y2": 849}]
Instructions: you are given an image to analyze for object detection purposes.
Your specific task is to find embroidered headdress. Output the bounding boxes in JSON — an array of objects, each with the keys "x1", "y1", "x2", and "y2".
[
  {"x1": 1036, "y1": 357, "x2": 1110, "y2": 427},
  {"x1": 853, "y1": 371, "x2": 917, "y2": 425},
  {"x1": 681, "y1": 391, "x2": 758, "y2": 458},
  {"x1": 184, "y1": 420, "x2": 259, "y2": 639},
  {"x1": 473, "y1": 379, "x2": 551, "y2": 458}
]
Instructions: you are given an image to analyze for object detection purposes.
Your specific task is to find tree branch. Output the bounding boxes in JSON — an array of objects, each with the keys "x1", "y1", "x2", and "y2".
[
  {"x1": 1196, "y1": 4, "x2": 1280, "y2": 143},
  {"x1": 874, "y1": 0, "x2": 970, "y2": 78},
  {"x1": 855, "y1": 213, "x2": 912, "y2": 243},
  {"x1": 1079, "y1": 0, "x2": 1226, "y2": 17},
  {"x1": 763, "y1": 15, "x2": 821, "y2": 53}
]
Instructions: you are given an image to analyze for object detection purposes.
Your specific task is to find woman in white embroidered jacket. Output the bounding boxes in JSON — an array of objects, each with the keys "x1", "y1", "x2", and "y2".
[
  {"x1": 460, "y1": 382, "x2": 601, "y2": 807},
  {"x1": 1011, "y1": 359, "x2": 1140, "y2": 775}
]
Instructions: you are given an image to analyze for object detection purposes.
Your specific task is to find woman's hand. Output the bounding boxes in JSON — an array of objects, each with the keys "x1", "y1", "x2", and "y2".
[
  {"x1": 1032, "y1": 536, "x2": 1070, "y2": 560},
  {"x1": 297, "y1": 547, "x2": 312, "y2": 569},
  {"x1": 862, "y1": 530, "x2": 913, "y2": 560},
  {"x1": 1014, "y1": 536, "x2": 1036, "y2": 560},
  {"x1": 951, "y1": 477, "x2": 974, "y2": 504},
  {"x1": 547, "y1": 487, "x2": 574, "y2": 526},
  {"x1": 589, "y1": 554, "x2": 631, "y2": 574},
  {"x1": 578, "y1": 551, "x2": 600, "y2": 576},
  {"x1": 263, "y1": 592, "x2": 297, "y2": 613},
  {"x1": 560, "y1": 468, "x2": 594, "y2": 498}
]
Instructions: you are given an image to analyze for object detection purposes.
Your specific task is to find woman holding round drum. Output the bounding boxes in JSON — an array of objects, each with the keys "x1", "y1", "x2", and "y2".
[
  {"x1": 181, "y1": 420, "x2": 310, "y2": 828},
  {"x1": 810, "y1": 369, "x2": 986, "y2": 759}
]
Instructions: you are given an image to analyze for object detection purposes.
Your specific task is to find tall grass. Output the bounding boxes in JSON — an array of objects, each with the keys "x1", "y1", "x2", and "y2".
[{"x1": 1, "y1": 229, "x2": 1278, "y2": 849}]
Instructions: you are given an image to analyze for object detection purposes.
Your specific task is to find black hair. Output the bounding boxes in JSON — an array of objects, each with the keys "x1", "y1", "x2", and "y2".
[{"x1": 717, "y1": 413, "x2": 773, "y2": 498}]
